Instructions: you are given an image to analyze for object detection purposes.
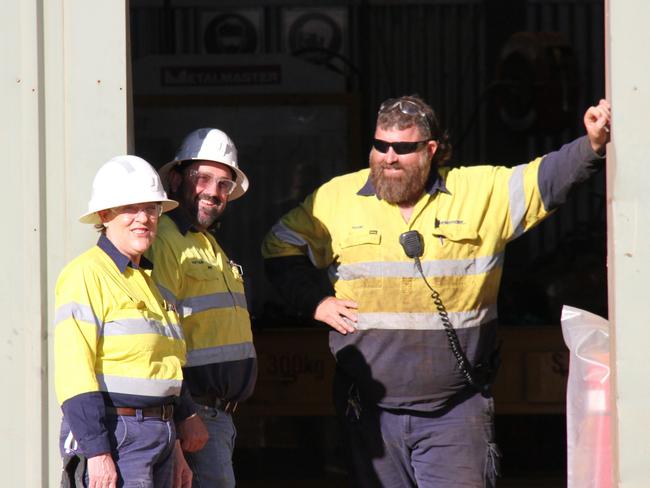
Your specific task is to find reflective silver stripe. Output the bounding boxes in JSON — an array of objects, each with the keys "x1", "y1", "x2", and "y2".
[
  {"x1": 328, "y1": 265, "x2": 338, "y2": 282},
  {"x1": 509, "y1": 164, "x2": 526, "y2": 239},
  {"x1": 186, "y1": 341, "x2": 257, "y2": 368},
  {"x1": 54, "y1": 302, "x2": 99, "y2": 327},
  {"x1": 63, "y1": 431, "x2": 78, "y2": 455},
  {"x1": 352, "y1": 305, "x2": 497, "y2": 330},
  {"x1": 97, "y1": 374, "x2": 182, "y2": 397},
  {"x1": 102, "y1": 318, "x2": 184, "y2": 340},
  {"x1": 180, "y1": 292, "x2": 248, "y2": 317},
  {"x1": 334, "y1": 261, "x2": 385, "y2": 279},
  {"x1": 56, "y1": 302, "x2": 183, "y2": 338},
  {"x1": 158, "y1": 284, "x2": 177, "y2": 306},
  {"x1": 232, "y1": 292, "x2": 248, "y2": 308},
  {"x1": 271, "y1": 222, "x2": 318, "y2": 266},
  {"x1": 335, "y1": 253, "x2": 504, "y2": 280},
  {"x1": 421, "y1": 253, "x2": 503, "y2": 276}
]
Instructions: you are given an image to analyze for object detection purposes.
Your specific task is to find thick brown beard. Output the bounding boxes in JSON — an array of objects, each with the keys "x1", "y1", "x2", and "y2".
[
  {"x1": 369, "y1": 154, "x2": 431, "y2": 205},
  {"x1": 193, "y1": 195, "x2": 224, "y2": 228},
  {"x1": 179, "y1": 182, "x2": 225, "y2": 229}
]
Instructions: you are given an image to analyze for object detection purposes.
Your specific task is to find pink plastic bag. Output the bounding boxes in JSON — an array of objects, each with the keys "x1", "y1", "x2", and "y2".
[{"x1": 561, "y1": 305, "x2": 612, "y2": 488}]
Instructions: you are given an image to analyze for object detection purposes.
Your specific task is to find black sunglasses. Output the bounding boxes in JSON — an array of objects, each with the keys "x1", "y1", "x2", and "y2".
[{"x1": 372, "y1": 138, "x2": 430, "y2": 155}]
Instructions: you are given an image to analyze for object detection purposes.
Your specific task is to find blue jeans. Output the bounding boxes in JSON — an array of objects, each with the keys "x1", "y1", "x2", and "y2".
[
  {"x1": 184, "y1": 401, "x2": 237, "y2": 488},
  {"x1": 340, "y1": 393, "x2": 500, "y2": 488},
  {"x1": 60, "y1": 413, "x2": 176, "y2": 488}
]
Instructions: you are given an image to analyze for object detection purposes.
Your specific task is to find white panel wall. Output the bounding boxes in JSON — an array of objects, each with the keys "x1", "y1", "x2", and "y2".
[
  {"x1": 0, "y1": 1, "x2": 131, "y2": 485},
  {"x1": 0, "y1": 0, "x2": 47, "y2": 485},
  {"x1": 607, "y1": 1, "x2": 650, "y2": 487}
]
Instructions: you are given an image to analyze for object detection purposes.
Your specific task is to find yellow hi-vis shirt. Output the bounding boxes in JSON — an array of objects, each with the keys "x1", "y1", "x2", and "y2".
[
  {"x1": 54, "y1": 242, "x2": 186, "y2": 405},
  {"x1": 262, "y1": 135, "x2": 602, "y2": 411},
  {"x1": 263, "y1": 160, "x2": 548, "y2": 326},
  {"x1": 146, "y1": 213, "x2": 256, "y2": 401},
  {"x1": 54, "y1": 235, "x2": 186, "y2": 455}
]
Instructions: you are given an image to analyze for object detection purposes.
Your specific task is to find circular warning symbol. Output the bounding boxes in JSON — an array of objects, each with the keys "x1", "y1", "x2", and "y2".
[
  {"x1": 288, "y1": 12, "x2": 342, "y2": 63},
  {"x1": 204, "y1": 13, "x2": 258, "y2": 54}
]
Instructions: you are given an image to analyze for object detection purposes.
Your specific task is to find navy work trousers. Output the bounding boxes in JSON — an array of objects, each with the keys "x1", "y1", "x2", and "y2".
[
  {"x1": 338, "y1": 391, "x2": 501, "y2": 487},
  {"x1": 60, "y1": 412, "x2": 176, "y2": 487}
]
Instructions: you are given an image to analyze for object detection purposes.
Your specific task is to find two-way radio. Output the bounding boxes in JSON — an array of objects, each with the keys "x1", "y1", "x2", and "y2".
[{"x1": 399, "y1": 230, "x2": 480, "y2": 389}]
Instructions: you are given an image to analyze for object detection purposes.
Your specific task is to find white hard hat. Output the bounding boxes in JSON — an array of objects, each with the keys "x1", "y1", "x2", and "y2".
[
  {"x1": 79, "y1": 155, "x2": 178, "y2": 224},
  {"x1": 158, "y1": 128, "x2": 249, "y2": 200}
]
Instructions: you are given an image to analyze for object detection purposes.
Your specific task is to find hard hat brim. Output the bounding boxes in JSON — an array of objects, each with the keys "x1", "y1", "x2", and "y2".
[{"x1": 79, "y1": 199, "x2": 179, "y2": 225}]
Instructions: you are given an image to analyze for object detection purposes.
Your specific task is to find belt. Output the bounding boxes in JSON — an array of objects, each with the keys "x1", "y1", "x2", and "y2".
[
  {"x1": 106, "y1": 404, "x2": 174, "y2": 421},
  {"x1": 192, "y1": 393, "x2": 238, "y2": 414}
]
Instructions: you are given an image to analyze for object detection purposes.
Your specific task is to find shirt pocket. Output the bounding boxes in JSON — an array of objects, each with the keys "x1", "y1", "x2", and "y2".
[
  {"x1": 339, "y1": 229, "x2": 382, "y2": 261},
  {"x1": 180, "y1": 262, "x2": 225, "y2": 314},
  {"x1": 341, "y1": 229, "x2": 382, "y2": 248},
  {"x1": 337, "y1": 229, "x2": 383, "y2": 290},
  {"x1": 423, "y1": 225, "x2": 484, "y2": 308},
  {"x1": 184, "y1": 261, "x2": 222, "y2": 287},
  {"x1": 183, "y1": 259, "x2": 249, "y2": 317},
  {"x1": 431, "y1": 224, "x2": 481, "y2": 260}
]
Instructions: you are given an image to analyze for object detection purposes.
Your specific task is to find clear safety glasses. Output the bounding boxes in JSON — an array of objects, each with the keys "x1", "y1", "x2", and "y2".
[
  {"x1": 112, "y1": 203, "x2": 163, "y2": 220},
  {"x1": 188, "y1": 169, "x2": 237, "y2": 196},
  {"x1": 379, "y1": 98, "x2": 432, "y2": 134}
]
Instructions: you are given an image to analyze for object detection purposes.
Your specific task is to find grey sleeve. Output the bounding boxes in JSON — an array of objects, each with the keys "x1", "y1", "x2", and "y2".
[
  {"x1": 264, "y1": 255, "x2": 334, "y2": 319},
  {"x1": 538, "y1": 135, "x2": 605, "y2": 211}
]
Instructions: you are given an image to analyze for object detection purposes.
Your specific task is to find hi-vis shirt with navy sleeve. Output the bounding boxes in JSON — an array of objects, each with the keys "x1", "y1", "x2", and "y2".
[
  {"x1": 262, "y1": 136, "x2": 603, "y2": 411},
  {"x1": 54, "y1": 235, "x2": 186, "y2": 457},
  {"x1": 145, "y1": 211, "x2": 257, "y2": 402}
]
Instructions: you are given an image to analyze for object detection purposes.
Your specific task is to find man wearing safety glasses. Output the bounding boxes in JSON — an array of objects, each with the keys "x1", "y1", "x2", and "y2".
[
  {"x1": 262, "y1": 95, "x2": 610, "y2": 487},
  {"x1": 146, "y1": 128, "x2": 257, "y2": 488}
]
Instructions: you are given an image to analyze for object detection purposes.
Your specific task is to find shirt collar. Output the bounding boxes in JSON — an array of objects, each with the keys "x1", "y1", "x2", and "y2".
[
  {"x1": 166, "y1": 207, "x2": 195, "y2": 235},
  {"x1": 357, "y1": 167, "x2": 451, "y2": 197},
  {"x1": 97, "y1": 233, "x2": 153, "y2": 273}
]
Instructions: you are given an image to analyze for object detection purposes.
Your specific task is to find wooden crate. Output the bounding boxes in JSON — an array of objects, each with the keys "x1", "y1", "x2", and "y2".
[
  {"x1": 239, "y1": 328, "x2": 336, "y2": 416},
  {"x1": 493, "y1": 326, "x2": 569, "y2": 414},
  {"x1": 237, "y1": 325, "x2": 568, "y2": 417}
]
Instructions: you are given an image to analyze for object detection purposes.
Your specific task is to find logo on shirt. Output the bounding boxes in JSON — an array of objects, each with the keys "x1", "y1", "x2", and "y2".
[
  {"x1": 191, "y1": 259, "x2": 214, "y2": 269},
  {"x1": 435, "y1": 218, "x2": 465, "y2": 227}
]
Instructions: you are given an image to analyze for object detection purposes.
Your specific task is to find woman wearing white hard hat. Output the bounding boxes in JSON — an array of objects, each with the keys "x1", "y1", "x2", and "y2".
[{"x1": 54, "y1": 155, "x2": 194, "y2": 487}]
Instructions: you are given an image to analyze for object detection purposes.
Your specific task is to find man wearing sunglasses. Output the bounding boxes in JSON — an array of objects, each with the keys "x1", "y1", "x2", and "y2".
[
  {"x1": 146, "y1": 128, "x2": 257, "y2": 488},
  {"x1": 262, "y1": 95, "x2": 610, "y2": 487}
]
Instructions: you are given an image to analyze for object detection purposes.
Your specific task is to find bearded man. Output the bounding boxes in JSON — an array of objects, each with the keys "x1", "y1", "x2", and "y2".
[
  {"x1": 146, "y1": 128, "x2": 257, "y2": 488},
  {"x1": 262, "y1": 95, "x2": 611, "y2": 487}
]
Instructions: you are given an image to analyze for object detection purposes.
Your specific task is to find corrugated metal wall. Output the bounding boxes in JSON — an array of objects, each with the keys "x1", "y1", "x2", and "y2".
[
  {"x1": 129, "y1": 0, "x2": 606, "y2": 323},
  {"x1": 360, "y1": 1, "x2": 487, "y2": 163},
  {"x1": 526, "y1": 0, "x2": 604, "y2": 108},
  {"x1": 130, "y1": 0, "x2": 488, "y2": 159},
  {"x1": 130, "y1": 0, "x2": 604, "y2": 164},
  {"x1": 520, "y1": 0, "x2": 606, "y2": 292}
]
